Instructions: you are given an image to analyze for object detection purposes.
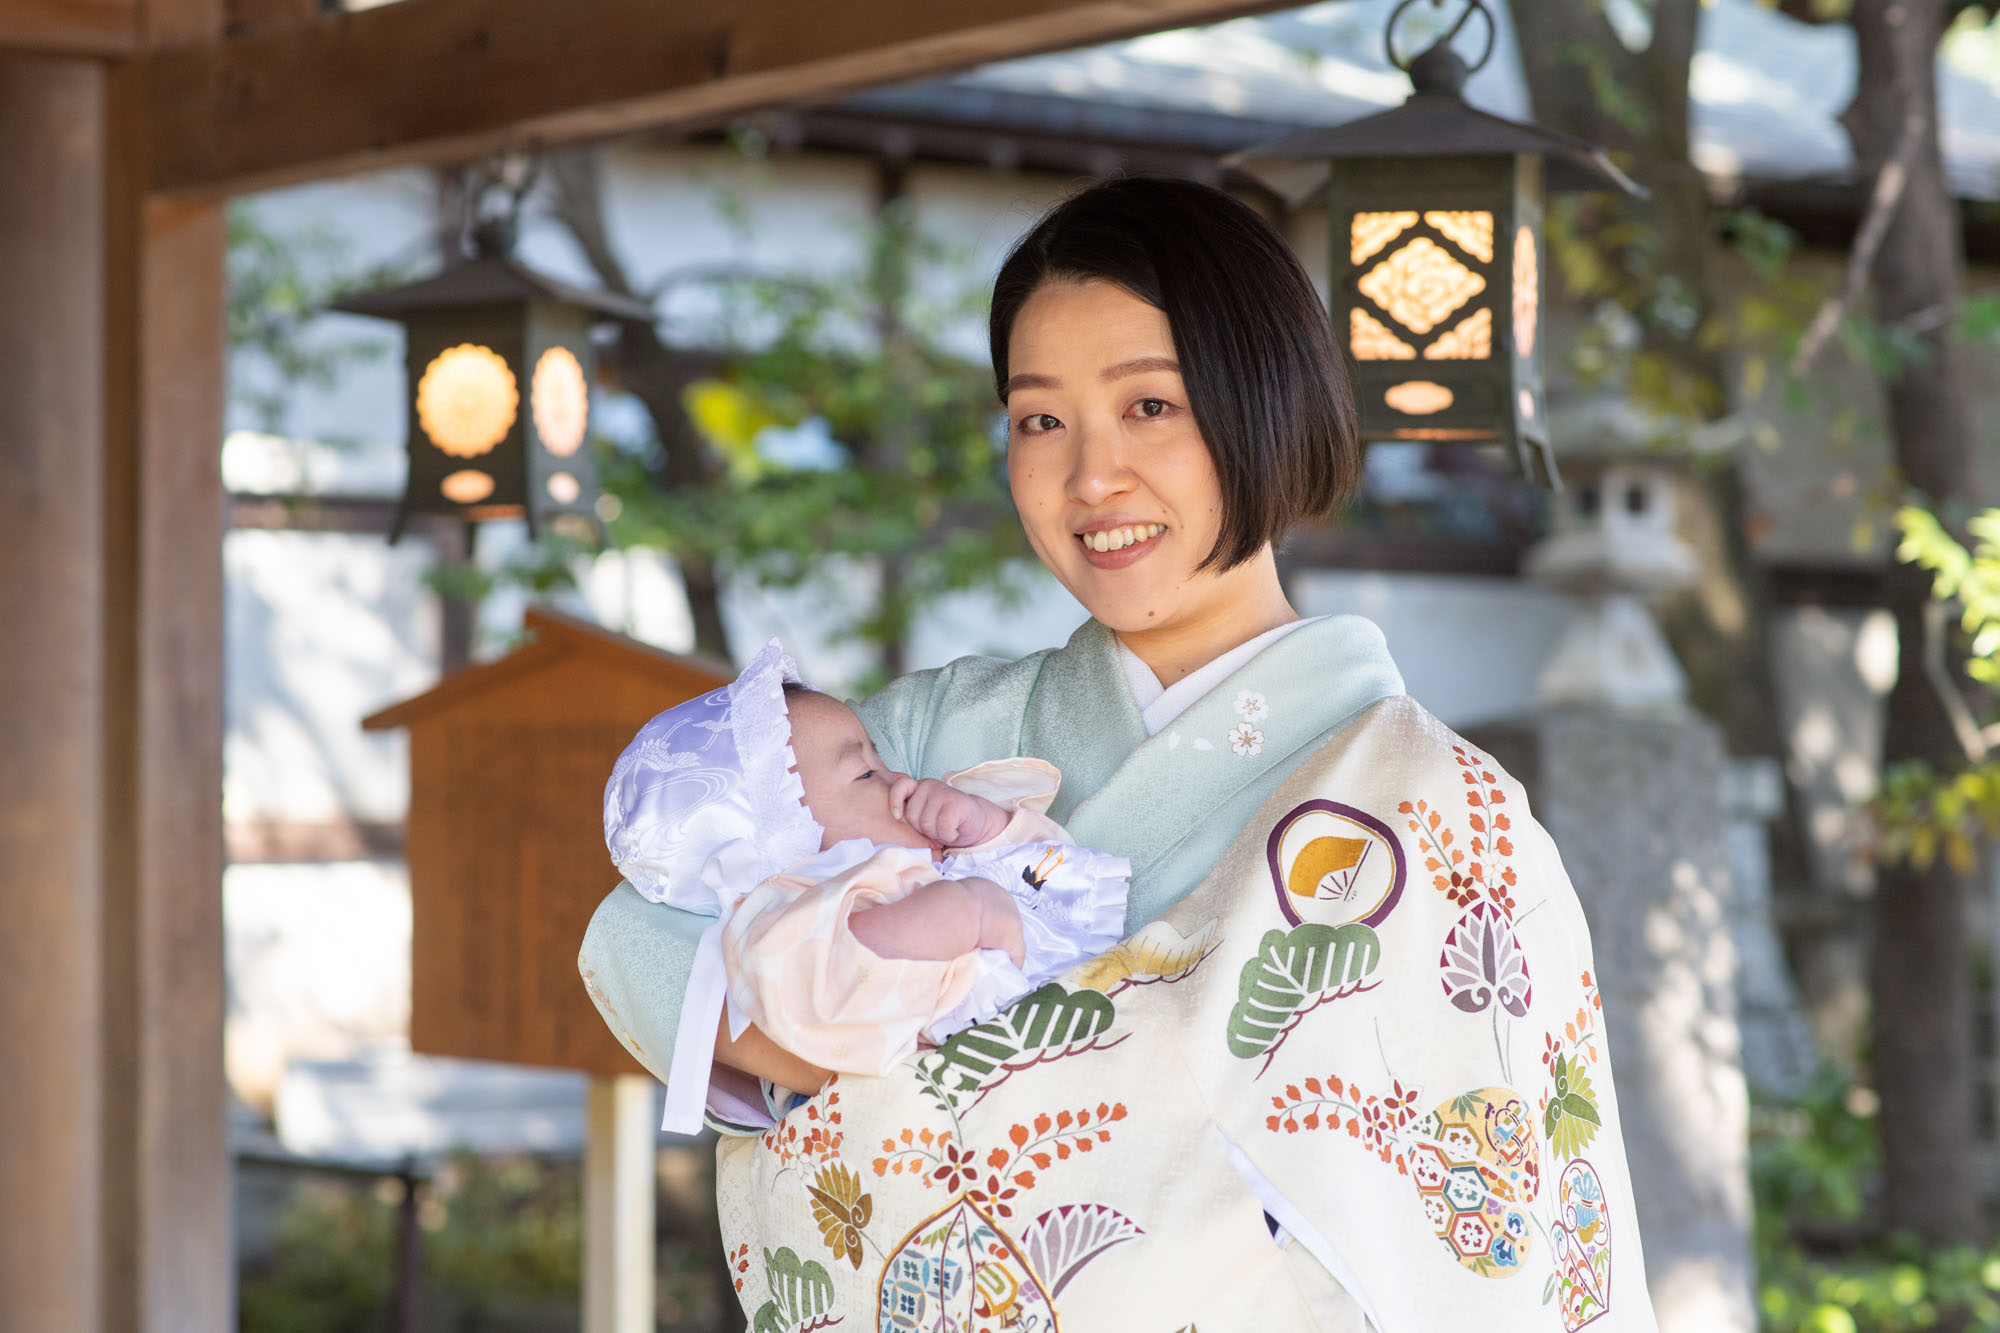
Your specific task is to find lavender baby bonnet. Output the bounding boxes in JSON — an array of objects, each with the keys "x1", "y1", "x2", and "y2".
[{"x1": 601, "y1": 638, "x2": 824, "y2": 1130}]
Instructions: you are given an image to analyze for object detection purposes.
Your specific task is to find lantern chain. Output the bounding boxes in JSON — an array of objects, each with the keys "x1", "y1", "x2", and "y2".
[
  {"x1": 454, "y1": 148, "x2": 545, "y2": 261},
  {"x1": 1384, "y1": 0, "x2": 1496, "y2": 79}
]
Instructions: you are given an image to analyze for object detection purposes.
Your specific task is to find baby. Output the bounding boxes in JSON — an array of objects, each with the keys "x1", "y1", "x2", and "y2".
[{"x1": 603, "y1": 640, "x2": 1129, "y2": 1132}]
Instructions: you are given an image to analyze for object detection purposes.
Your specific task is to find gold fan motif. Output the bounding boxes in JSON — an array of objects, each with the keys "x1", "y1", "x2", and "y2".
[{"x1": 1287, "y1": 835, "x2": 1373, "y2": 900}]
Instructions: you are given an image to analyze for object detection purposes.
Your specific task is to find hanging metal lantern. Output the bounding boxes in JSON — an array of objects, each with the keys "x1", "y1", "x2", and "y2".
[
  {"x1": 1229, "y1": 0, "x2": 1645, "y2": 487},
  {"x1": 334, "y1": 238, "x2": 652, "y2": 541}
]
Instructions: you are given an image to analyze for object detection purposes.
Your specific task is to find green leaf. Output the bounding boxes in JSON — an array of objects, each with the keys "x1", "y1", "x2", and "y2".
[
  {"x1": 1545, "y1": 1057, "x2": 1604, "y2": 1159},
  {"x1": 918, "y1": 982, "x2": 1117, "y2": 1109},
  {"x1": 758, "y1": 1246, "x2": 833, "y2": 1331},
  {"x1": 1559, "y1": 1093, "x2": 1603, "y2": 1127},
  {"x1": 1225, "y1": 924, "x2": 1382, "y2": 1060}
]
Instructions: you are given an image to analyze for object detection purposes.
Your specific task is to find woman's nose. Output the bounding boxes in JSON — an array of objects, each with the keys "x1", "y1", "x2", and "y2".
[{"x1": 1065, "y1": 421, "x2": 1136, "y2": 505}]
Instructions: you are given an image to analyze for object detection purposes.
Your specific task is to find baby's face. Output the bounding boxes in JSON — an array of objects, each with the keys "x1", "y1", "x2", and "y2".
[{"x1": 785, "y1": 691, "x2": 934, "y2": 855}]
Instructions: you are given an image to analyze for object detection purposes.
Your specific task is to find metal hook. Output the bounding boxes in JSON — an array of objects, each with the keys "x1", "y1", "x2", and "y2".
[
  {"x1": 1384, "y1": 0, "x2": 1496, "y2": 78},
  {"x1": 461, "y1": 146, "x2": 545, "y2": 259}
]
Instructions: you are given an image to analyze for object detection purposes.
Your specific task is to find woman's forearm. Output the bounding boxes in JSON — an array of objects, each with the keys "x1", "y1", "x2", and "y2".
[{"x1": 713, "y1": 1010, "x2": 830, "y2": 1098}]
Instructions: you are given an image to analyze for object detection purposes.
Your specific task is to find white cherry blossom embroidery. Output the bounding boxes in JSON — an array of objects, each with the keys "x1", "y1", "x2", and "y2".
[
  {"x1": 1228, "y1": 722, "x2": 1265, "y2": 757},
  {"x1": 1234, "y1": 689, "x2": 1269, "y2": 723},
  {"x1": 1193, "y1": 738, "x2": 1215, "y2": 752}
]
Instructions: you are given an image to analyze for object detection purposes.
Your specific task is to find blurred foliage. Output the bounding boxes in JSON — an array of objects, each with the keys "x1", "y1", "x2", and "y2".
[
  {"x1": 1762, "y1": 1242, "x2": 2000, "y2": 1333},
  {"x1": 1870, "y1": 507, "x2": 2000, "y2": 872},
  {"x1": 239, "y1": 1153, "x2": 581, "y2": 1333},
  {"x1": 420, "y1": 528, "x2": 595, "y2": 607},
  {"x1": 597, "y1": 192, "x2": 1031, "y2": 685},
  {"x1": 226, "y1": 203, "x2": 397, "y2": 439},
  {"x1": 1749, "y1": 1065, "x2": 2000, "y2": 1332}
]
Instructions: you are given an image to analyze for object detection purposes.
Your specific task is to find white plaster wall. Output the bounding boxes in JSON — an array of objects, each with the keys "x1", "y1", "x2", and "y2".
[
  {"x1": 225, "y1": 860, "x2": 412, "y2": 1111},
  {"x1": 224, "y1": 528, "x2": 440, "y2": 825},
  {"x1": 1292, "y1": 571, "x2": 1573, "y2": 729}
]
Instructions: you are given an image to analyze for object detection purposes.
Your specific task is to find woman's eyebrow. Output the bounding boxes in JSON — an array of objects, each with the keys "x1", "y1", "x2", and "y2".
[
  {"x1": 1101, "y1": 356, "x2": 1181, "y2": 381},
  {"x1": 1001, "y1": 371, "x2": 1059, "y2": 396}
]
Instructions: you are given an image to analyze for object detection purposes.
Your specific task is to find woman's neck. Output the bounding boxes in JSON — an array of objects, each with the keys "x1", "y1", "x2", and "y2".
[{"x1": 1113, "y1": 549, "x2": 1299, "y2": 685}]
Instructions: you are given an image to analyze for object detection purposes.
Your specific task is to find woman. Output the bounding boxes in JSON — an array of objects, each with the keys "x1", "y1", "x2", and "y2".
[{"x1": 581, "y1": 179, "x2": 1656, "y2": 1332}]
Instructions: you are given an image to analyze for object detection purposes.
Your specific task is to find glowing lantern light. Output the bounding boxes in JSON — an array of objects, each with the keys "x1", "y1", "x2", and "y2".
[
  {"x1": 417, "y1": 345, "x2": 518, "y2": 458},
  {"x1": 531, "y1": 347, "x2": 589, "y2": 458},
  {"x1": 440, "y1": 470, "x2": 497, "y2": 504},
  {"x1": 1228, "y1": 0, "x2": 1643, "y2": 486},
  {"x1": 334, "y1": 248, "x2": 651, "y2": 540},
  {"x1": 1384, "y1": 381, "x2": 1455, "y2": 415}
]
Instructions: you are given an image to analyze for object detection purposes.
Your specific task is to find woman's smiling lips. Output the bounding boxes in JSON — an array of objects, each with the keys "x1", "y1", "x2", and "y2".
[{"x1": 1075, "y1": 521, "x2": 1167, "y2": 569}]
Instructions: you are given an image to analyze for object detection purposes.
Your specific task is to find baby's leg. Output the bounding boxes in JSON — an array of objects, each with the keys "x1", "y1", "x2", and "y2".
[{"x1": 849, "y1": 877, "x2": 1024, "y2": 966}]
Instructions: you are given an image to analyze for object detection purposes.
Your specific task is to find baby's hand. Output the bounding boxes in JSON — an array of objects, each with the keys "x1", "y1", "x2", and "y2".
[
  {"x1": 892, "y1": 778, "x2": 1010, "y2": 850},
  {"x1": 957, "y1": 876, "x2": 1026, "y2": 967}
]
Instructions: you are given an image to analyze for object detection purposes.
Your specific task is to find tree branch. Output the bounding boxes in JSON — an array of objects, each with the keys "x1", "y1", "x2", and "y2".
[
  {"x1": 1789, "y1": 109, "x2": 1928, "y2": 377},
  {"x1": 546, "y1": 148, "x2": 636, "y2": 298},
  {"x1": 1645, "y1": 0, "x2": 1702, "y2": 157}
]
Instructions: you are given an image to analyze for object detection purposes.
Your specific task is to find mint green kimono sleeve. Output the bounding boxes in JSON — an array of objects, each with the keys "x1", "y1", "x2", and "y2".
[
  {"x1": 578, "y1": 882, "x2": 714, "y2": 1086},
  {"x1": 574, "y1": 658, "x2": 984, "y2": 1094}
]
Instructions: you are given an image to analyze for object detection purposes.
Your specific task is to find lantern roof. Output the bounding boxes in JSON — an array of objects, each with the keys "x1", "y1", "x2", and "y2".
[
  {"x1": 332, "y1": 255, "x2": 657, "y2": 325},
  {"x1": 1229, "y1": 92, "x2": 1646, "y2": 206}
]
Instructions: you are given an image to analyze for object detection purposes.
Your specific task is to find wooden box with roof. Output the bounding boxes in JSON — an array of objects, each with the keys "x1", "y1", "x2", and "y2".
[{"x1": 363, "y1": 606, "x2": 730, "y2": 1077}]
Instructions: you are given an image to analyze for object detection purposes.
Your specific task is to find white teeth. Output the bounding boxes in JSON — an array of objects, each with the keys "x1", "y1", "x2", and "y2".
[{"x1": 1082, "y1": 524, "x2": 1166, "y2": 553}]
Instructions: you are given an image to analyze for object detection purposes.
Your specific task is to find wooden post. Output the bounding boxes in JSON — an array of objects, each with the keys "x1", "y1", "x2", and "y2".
[
  {"x1": 583, "y1": 1075, "x2": 657, "y2": 1333},
  {"x1": 0, "y1": 52, "x2": 115, "y2": 1333},
  {"x1": 0, "y1": 33, "x2": 227, "y2": 1333}
]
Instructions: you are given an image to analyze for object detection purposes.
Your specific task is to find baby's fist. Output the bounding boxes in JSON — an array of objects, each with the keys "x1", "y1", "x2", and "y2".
[{"x1": 898, "y1": 779, "x2": 1009, "y2": 851}]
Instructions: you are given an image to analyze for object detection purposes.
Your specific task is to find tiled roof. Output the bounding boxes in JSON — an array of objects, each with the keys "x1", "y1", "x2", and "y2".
[{"x1": 842, "y1": 0, "x2": 2000, "y2": 201}]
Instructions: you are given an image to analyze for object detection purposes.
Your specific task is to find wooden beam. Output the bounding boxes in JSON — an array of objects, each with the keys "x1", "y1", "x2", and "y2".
[
  {"x1": 147, "y1": 0, "x2": 1297, "y2": 196},
  {"x1": 0, "y1": 0, "x2": 137, "y2": 55}
]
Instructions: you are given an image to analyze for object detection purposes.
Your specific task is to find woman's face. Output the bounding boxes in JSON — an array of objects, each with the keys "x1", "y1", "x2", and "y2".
[{"x1": 1003, "y1": 278, "x2": 1243, "y2": 637}]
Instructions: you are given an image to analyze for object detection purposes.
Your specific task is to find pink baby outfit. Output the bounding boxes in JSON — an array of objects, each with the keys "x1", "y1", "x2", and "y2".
[
  {"x1": 722, "y1": 757, "x2": 1127, "y2": 1079},
  {"x1": 603, "y1": 640, "x2": 1129, "y2": 1134}
]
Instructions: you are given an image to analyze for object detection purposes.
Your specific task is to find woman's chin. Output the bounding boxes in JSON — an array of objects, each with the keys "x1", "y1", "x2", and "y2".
[
  {"x1": 1081, "y1": 594, "x2": 1184, "y2": 639},
  {"x1": 1052, "y1": 560, "x2": 1189, "y2": 634}
]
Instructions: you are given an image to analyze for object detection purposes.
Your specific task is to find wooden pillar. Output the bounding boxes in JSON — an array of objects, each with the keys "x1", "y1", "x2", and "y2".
[
  {"x1": 0, "y1": 34, "x2": 228, "y2": 1333},
  {"x1": 583, "y1": 1074, "x2": 657, "y2": 1333},
  {"x1": 0, "y1": 52, "x2": 114, "y2": 1333}
]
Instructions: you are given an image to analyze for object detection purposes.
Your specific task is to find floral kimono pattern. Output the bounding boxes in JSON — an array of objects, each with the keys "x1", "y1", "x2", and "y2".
[{"x1": 713, "y1": 695, "x2": 1658, "y2": 1332}]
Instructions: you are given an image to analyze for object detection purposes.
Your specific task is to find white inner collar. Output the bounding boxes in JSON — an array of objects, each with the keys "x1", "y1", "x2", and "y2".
[{"x1": 1115, "y1": 618, "x2": 1320, "y2": 736}]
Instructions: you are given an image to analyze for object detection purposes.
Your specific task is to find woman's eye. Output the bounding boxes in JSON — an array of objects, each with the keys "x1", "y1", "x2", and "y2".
[
  {"x1": 857, "y1": 769, "x2": 876, "y2": 782},
  {"x1": 1134, "y1": 398, "x2": 1172, "y2": 419},
  {"x1": 1016, "y1": 413, "x2": 1061, "y2": 434}
]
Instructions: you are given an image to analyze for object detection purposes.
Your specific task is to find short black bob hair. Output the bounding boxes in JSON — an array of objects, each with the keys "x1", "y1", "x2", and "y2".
[{"x1": 989, "y1": 177, "x2": 1362, "y2": 572}]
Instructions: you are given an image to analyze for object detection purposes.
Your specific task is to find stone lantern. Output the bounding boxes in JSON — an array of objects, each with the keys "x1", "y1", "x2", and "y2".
[{"x1": 1524, "y1": 458, "x2": 1698, "y2": 712}]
